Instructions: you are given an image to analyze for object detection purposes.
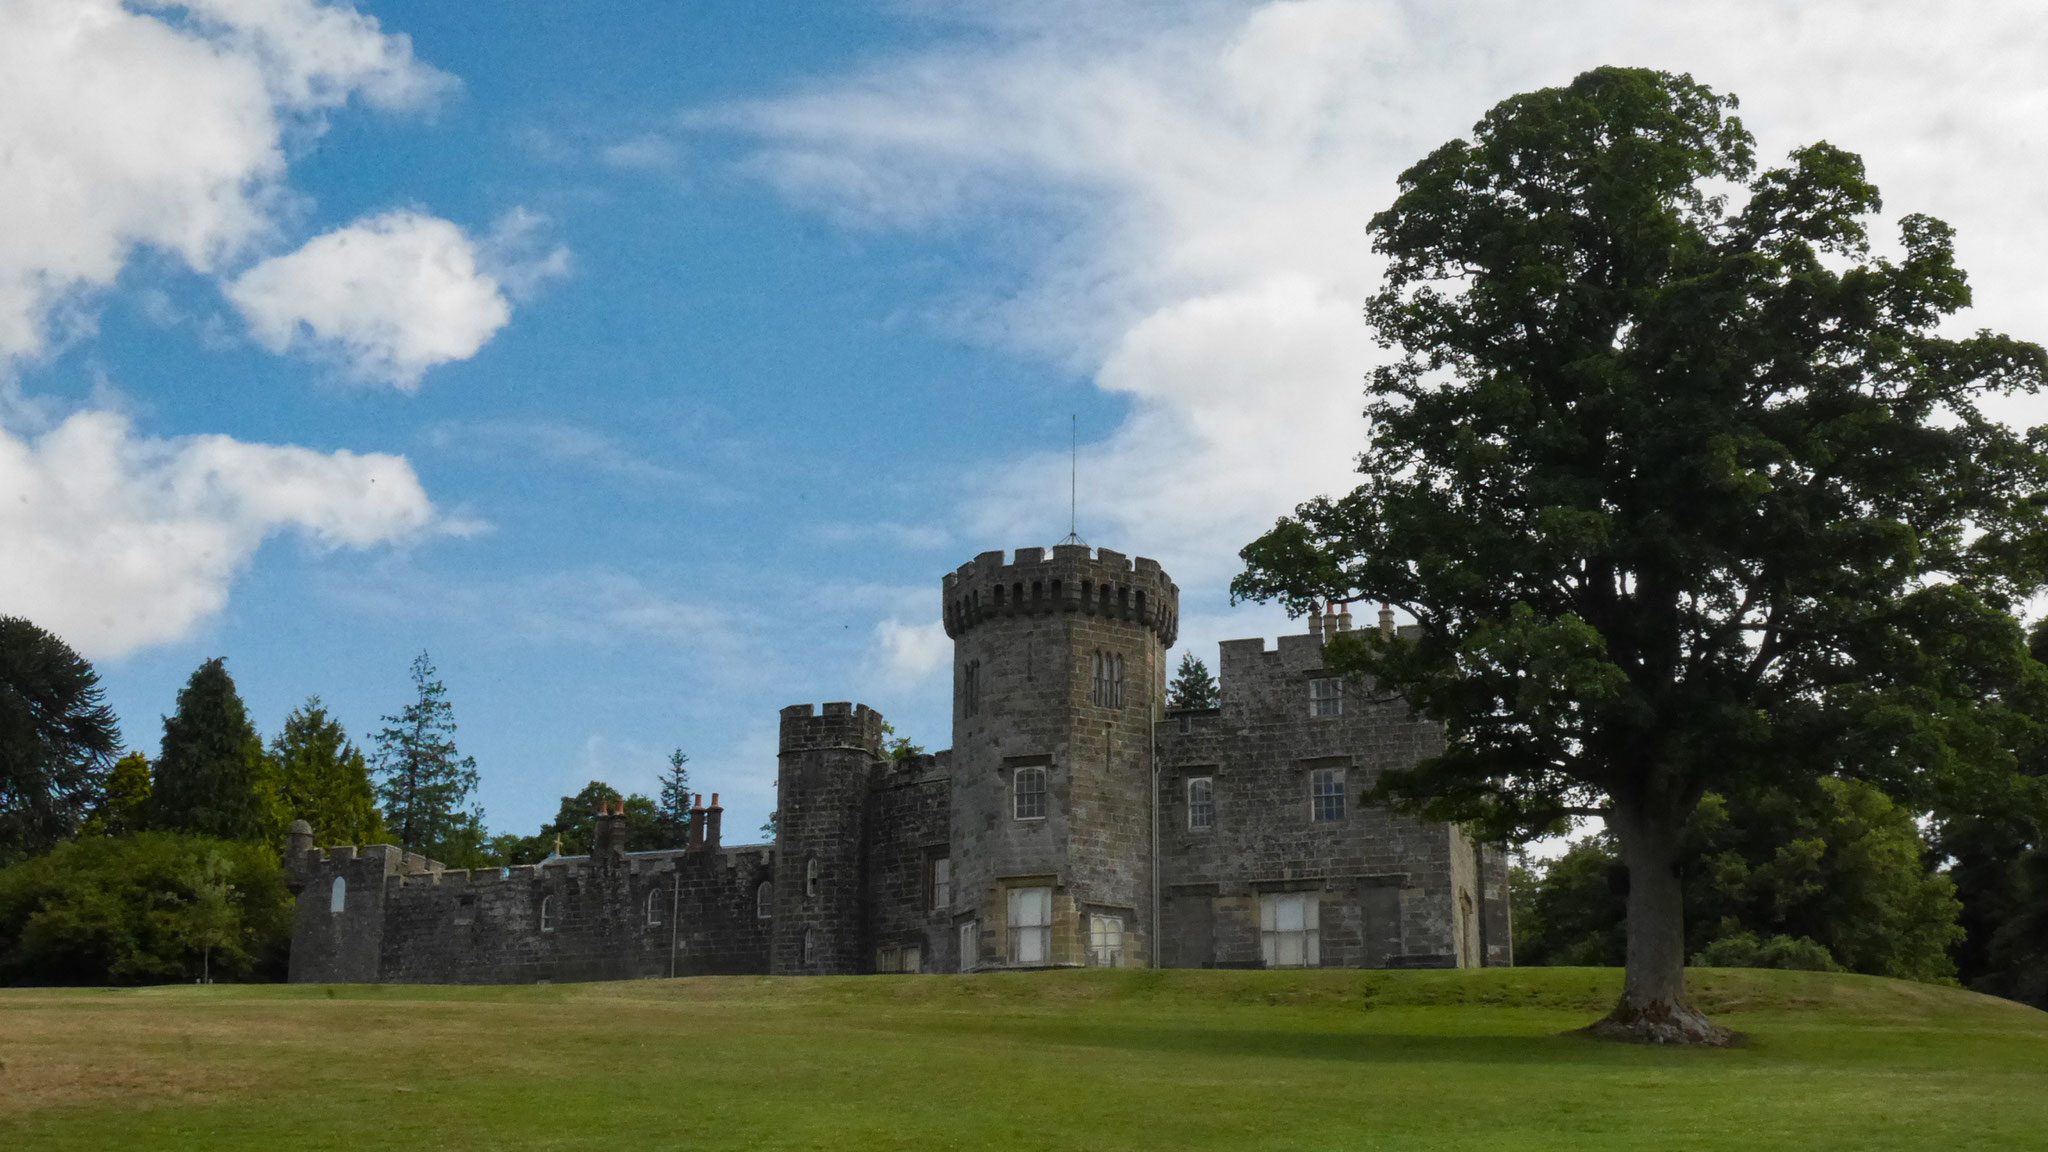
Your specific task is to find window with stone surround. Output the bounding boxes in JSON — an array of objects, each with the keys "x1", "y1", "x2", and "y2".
[
  {"x1": 1111, "y1": 653, "x2": 1125, "y2": 708},
  {"x1": 756, "y1": 881, "x2": 773, "y2": 920},
  {"x1": 1008, "y1": 886, "x2": 1052, "y2": 964},
  {"x1": 1260, "y1": 892, "x2": 1320, "y2": 968},
  {"x1": 1310, "y1": 676, "x2": 1344, "y2": 717},
  {"x1": 1187, "y1": 776, "x2": 1214, "y2": 830},
  {"x1": 1014, "y1": 766, "x2": 1047, "y2": 820},
  {"x1": 805, "y1": 856, "x2": 820, "y2": 897},
  {"x1": 539, "y1": 895, "x2": 555, "y2": 933},
  {"x1": 646, "y1": 889, "x2": 663, "y2": 927},
  {"x1": 802, "y1": 927, "x2": 816, "y2": 966},
  {"x1": 1091, "y1": 651, "x2": 1108, "y2": 705},
  {"x1": 1310, "y1": 766, "x2": 1346, "y2": 822},
  {"x1": 930, "y1": 856, "x2": 951, "y2": 911},
  {"x1": 329, "y1": 876, "x2": 345, "y2": 914},
  {"x1": 1087, "y1": 914, "x2": 1124, "y2": 968},
  {"x1": 959, "y1": 920, "x2": 979, "y2": 971}
]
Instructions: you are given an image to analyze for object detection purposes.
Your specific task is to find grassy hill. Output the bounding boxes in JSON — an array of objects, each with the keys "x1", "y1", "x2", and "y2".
[{"x1": 3, "y1": 967, "x2": 2043, "y2": 1151}]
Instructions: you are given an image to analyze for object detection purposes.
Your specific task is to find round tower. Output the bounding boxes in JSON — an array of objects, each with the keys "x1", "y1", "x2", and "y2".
[
  {"x1": 771, "y1": 702, "x2": 883, "y2": 975},
  {"x1": 941, "y1": 544, "x2": 1178, "y2": 969}
]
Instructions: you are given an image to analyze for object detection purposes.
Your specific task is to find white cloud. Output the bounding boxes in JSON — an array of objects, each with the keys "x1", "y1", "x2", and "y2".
[
  {"x1": 0, "y1": 409, "x2": 441, "y2": 659},
  {"x1": 226, "y1": 210, "x2": 519, "y2": 389},
  {"x1": 0, "y1": 0, "x2": 453, "y2": 362},
  {"x1": 601, "y1": 134, "x2": 684, "y2": 173},
  {"x1": 717, "y1": 0, "x2": 2048, "y2": 588},
  {"x1": 871, "y1": 618, "x2": 950, "y2": 689}
]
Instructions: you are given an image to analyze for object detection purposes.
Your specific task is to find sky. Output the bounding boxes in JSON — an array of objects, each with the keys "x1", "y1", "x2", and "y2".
[{"x1": 6, "y1": 0, "x2": 2048, "y2": 842}]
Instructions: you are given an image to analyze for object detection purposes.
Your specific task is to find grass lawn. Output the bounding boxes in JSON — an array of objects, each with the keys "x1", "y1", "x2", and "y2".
[{"x1": 2, "y1": 967, "x2": 2043, "y2": 1151}]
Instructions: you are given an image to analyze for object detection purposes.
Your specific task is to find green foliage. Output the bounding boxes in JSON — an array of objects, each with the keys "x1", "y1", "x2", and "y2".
[
  {"x1": 1166, "y1": 652, "x2": 1219, "y2": 711},
  {"x1": 371, "y1": 652, "x2": 481, "y2": 855},
  {"x1": 0, "y1": 616, "x2": 122, "y2": 862},
  {"x1": 1516, "y1": 779, "x2": 1962, "y2": 982},
  {"x1": 1232, "y1": 67, "x2": 2048, "y2": 1005},
  {"x1": 1691, "y1": 930, "x2": 1841, "y2": 973},
  {"x1": 656, "y1": 748, "x2": 691, "y2": 847},
  {"x1": 761, "y1": 809, "x2": 778, "y2": 842},
  {"x1": 880, "y1": 720, "x2": 923, "y2": 761},
  {"x1": 0, "y1": 831, "x2": 291, "y2": 984},
  {"x1": 148, "y1": 658, "x2": 274, "y2": 843},
  {"x1": 270, "y1": 697, "x2": 385, "y2": 847},
  {"x1": 524, "y1": 781, "x2": 665, "y2": 857},
  {"x1": 82, "y1": 752, "x2": 152, "y2": 837}
]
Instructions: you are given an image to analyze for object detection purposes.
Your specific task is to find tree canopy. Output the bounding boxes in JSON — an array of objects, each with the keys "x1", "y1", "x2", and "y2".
[
  {"x1": 0, "y1": 617, "x2": 122, "y2": 862},
  {"x1": 148, "y1": 658, "x2": 273, "y2": 843},
  {"x1": 372, "y1": 652, "x2": 481, "y2": 856},
  {"x1": 272, "y1": 697, "x2": 385, "y2": 847},
  {"x1": 1167, "y1": 652, "x2": 1220, "y2": 711},
  {"x1": 1234, "y1": 66, "x2": 2048, "y2": 1042}
]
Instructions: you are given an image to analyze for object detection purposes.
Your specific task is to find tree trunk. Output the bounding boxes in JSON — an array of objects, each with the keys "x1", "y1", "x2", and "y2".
[{"x1": 1588, "y1": 801, "x2": 1734, "y2": 1046}]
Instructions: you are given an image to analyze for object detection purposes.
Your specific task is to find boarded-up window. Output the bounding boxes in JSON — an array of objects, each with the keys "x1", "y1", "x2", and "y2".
[
  {"x1": 1014, "y1": 767, "x2": 1047, "y2": 820},
  {"x1": 329, "y1": 876, "x2": 346, "y2": 914},
  {"x1": 1007, "y1": 886, "x2": 1052, "y2": 964},
  {"x1": 1260, "y1": 892, "x2": 1320, "y2": 968},
  {"x1": 901, "y1": 944, "x2": 921, "y2": 973},
  {"x1": 1088, "y1": 914, "x2": 1124, "y2": 968}
]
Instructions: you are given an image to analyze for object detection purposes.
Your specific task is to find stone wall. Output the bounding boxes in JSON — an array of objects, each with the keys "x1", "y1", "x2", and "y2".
[
  {"x1": 772, "y1": 702, "x2": 882, "y2": 975},
  {"x1": 861, "y1": 751, "x2": 953, "y2": 971}
]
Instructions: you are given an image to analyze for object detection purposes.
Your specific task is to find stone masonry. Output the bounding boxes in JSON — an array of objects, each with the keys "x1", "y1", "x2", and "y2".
[{"x1": 284, "y1": 543, "x2": 1511, "y2": 982}]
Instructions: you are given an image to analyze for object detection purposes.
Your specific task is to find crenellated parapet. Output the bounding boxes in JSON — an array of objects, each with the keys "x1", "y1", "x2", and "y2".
[{"x1": 941, "y1": 544, "x2": 1178, "y2": 646}]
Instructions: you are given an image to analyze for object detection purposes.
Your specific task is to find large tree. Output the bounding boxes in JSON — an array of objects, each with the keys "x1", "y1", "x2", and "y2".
[
  {"x1": 1235, "y1": 67, "x2": 2048, "y2": 1043},
  {"x1": 0, "y1": 617, "x2": 122, "y2": 862},
  {"x1": 149, "y1": 658, "x2": 274, "y2": 843},
  {"x1": 371, "y1": 652, "x2": 481, "y2": 855},
  {"x1": 656, "y1": 749, "x2": 691, "y2": 847},
  {"x1": 1167, "y1": 652, "x2": 1220, "y2": 711},
  {"x1": 271, "y1": 697, "x2": 385, "y2": 847}
]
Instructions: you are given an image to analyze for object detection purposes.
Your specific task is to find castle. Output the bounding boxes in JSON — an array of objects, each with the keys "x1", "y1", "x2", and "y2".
[{"x1": 285, "y1": 544, "x2": 1512, "y2": 982}]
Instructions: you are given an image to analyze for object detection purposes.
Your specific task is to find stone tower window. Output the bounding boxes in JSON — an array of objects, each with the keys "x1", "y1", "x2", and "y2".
[
  {"x1": 1013, "y1": 766, "x2": 1047, "y2": 820},
  {"x1": 1310, "y1": 677, "x2": 1344, "y2": 717},
  {"x1": 929, "y1": 857, "x2": 951, "y2": 911},
  {"x1": 964, "y1": 660, "x2": 981, "y2": 716},
  {"x1": 802, "y1": 927, "x2": 816, "y2": 966},
  {"x1": 756, "y1": 881, "x2": 773, "y2": 920},
  {"x1": 805, "y1": 856, "x2": 820, "y2": 897},
  {"x1": 329, "y1": 876, "x2": 346, "y2": 914},
  {"x1": 1186, "y1": 777, "x2": 1214, "y2": 831},
  {"x1": 1111, "y1": 653, "x2": 1125, "y2": 708},
  {"x1": 1260, "y1": 892, "x2": 1320, "y2": 968},
  {"x1": 646, "y1": 889, "x2": 663, "y2": 927},
  {"x1": 1090, "y1": 652, "x2": 1108, "y2": 705},
  {"x1": 1310, "y1": 767, "x2": 1347, "y2": 822},
  {"x1": 539, "y1": 896, "x2": 555, "y2": 933},
  {"x1": 1007, "y1": 886, "x2": 1052, "y2": 964}
]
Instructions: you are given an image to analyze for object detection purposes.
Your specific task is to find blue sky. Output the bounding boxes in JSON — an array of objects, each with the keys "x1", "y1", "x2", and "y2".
[{"x1": 7, "y1": 1, "x2": 2048, "y2": 840}]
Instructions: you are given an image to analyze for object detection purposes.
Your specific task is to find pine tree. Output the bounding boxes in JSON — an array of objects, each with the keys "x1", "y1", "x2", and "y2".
[
  {"x1": 371, "y1": 652, "x2": 480, "y2": 855},
  {"x1": 83, "y1": 752, "x2": 151, "y2": 836},
  {"x1": 149, "y1": 658, "x2": 273, "y2": 842},
  {"x1": 656, "y1": 749, "x2": 691, "y2": 847},
  {"x1": 0, "y1": 616, "x2": 122, "y2": 860},
  {"x1": 1166, "y1": 652, "x2": 1219, "y2": 711},
  {"x1": 272, "y1": 697, "x2": 385, "y2": 846}
]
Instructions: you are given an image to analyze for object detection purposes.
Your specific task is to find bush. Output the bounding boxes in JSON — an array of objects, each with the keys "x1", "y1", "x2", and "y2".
[
  {"x1": 0, "y1": 832, "x2": 292, "y2": 985},
  {"x1": 1691, "y1": 927, "x2": 1842, "y2": 973}
]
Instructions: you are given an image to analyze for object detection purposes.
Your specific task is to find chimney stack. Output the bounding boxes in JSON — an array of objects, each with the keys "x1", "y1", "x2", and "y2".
[
  {"x1": 1307, "y1": 602, "x2": 1325, "y2": 642},
  {"x1": 687, "y1": 793, "x2": 706, "y2": 851},
  {"x1": 705, "y1": 793, "x2": 723, "y2": 851},
  {"x1": 593, "y1": 799, "x2": 624, "y2": 858},
  {"x1": 1379, "y1": 603, "x2": 1396, "y2": 637}
]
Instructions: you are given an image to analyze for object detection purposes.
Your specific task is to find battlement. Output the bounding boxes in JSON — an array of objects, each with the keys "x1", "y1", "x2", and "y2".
[
  {"x1": 779, "y1": 701, "x2": 885, "y2": 756},
  {"x1": 941, "y1": 543, "x2": 1177, "y2": 646}
]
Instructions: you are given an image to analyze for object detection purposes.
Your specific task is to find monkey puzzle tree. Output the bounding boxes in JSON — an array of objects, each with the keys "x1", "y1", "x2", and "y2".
[
  {"x1": 0, "y1": 617, "x2": 121, "y2": 861},
  {"x1": 1235, "y1": 67, "x2": 2048, "y2": 1044}
]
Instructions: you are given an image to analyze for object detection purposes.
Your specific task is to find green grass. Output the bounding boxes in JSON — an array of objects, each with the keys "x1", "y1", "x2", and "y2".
[{"x1": 3, "y1": 968, "x2": 2043, "y2": 1150}]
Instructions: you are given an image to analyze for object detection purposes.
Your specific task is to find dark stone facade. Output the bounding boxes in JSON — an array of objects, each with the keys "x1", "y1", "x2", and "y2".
[{"x1": 285, "y1": 543, "x2": 1510, "y2": 983}]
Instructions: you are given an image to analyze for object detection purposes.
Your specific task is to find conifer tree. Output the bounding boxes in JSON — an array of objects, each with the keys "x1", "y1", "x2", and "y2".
[
  {"x1": 149, "y1": 658, "x2": 273, "y2": 842},
  {"x1": 0, "y1": 616, "x2": 122, "y2": 860},
  {"x1": 656, "y1": 748, "x2": 691, "y2": 847},
  {"x1": 1166, "y1": 652, "x2": 1219, "y2": 710},
  {"x1": 272, "y1": 697, "x2": 385, "y2": 846},
  {"x1": 83, "y1": 752, "x2": 152, "y2": 836},
  {"x1": 371, "y1": 652, "x2": 480, "y2": 855}
]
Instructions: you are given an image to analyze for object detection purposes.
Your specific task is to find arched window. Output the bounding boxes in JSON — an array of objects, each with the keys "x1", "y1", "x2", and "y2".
[
  {"x1": 1111, "y1": 654, "x2": 1125, "y2": 708},
  {"x1": 1091, "y1": 652, "x2": 1108, "y2": 705},
  {"x1": 329, "y1": 876, "x2": 346, "y2": 914},
  {"x1": 646, "y1": 889, "x2": 663, "y2": 927},
  {"x1": 801, "y1": 927, "x2": 816, "y2": 966},
  {"x1": 539, "y1": 895, "x2": 555, "y2": 933},
  {"x1": 756, "y1": 881, "x2": 773, "y2": 920},
  {"x1": 1014, "y1": 766, "x2": 1047, "y2": 820},
  {"x1": 805, "y1": 856, "x2": 820, "y2": 897}
]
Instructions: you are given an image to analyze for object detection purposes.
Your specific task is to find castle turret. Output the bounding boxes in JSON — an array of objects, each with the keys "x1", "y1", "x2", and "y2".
[
  {"x1": 772, "y1": 702, "x2": 884, "y2": 974},
  {"x1": 942, "y1": 545, "x2": 1178, "y2": 969}
]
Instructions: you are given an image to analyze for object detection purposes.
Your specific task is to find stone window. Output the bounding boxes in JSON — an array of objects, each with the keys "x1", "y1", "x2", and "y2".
[
  {"x1": 540, "y1": 895, "x2": 556, "y2": 933},
  {"x1": 959, "y1": 920, "x2": 979, "y2": 971},
  {"x1": 646, "y1": 889, "x2": 663, "y2": 927},
  {"x1": 329, "y1": 876, "x2": 346, "y2": 914},
  {"x1": 929, "y1": 857, "x2": 951, "y2": 911},
  {"x1": 878, "y1": 946, "x2": 900, "y2": 973},
  {"x1": 1013, "y1": 766, "x2": 1047, "y2": 820},
  {"x1": 1111, "y1": 653, "x2": 1125, "y2": 708},
  {"x1": 1090, "y1": 652, "x2": 1108, "y2": 705},
  {"x1": 964, "y1": 660, "x2": 981, "y2": 716},
  {"x1": 802, "y1": 927, "x2": 816, "y2": 966},
  {"x1": 1311, "y1": 767, "x2": 1346, "y2": 822},
  {"x1": 1007, "y1": 886, "x2": 1052, "y2": 964},
  {"x1": 1310, "y1": 676, "x2": 1344, "y2": 717},
  {"x1": 902, "y1": 944, "x2": 921, "y2": 973},
  {"x1": 1088, "y1": 914, "x2": 1124, "y2": 968},
  {"x1": 1186, "y1": 776, "x2": 1214, "y2": 831},
  {"x1": 805, "y1": 856, "x2": 820, "y2": 897},
  {"x1": 1260, "y1": 892, "x2": 1320, "y2": 968},
  {"x1": 756, "y1": 881, "x2": 773, "y2": 920}
]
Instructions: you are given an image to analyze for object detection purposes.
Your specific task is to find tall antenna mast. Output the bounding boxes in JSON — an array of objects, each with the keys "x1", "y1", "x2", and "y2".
[{"x1": 1059, "y1": 413, "x2": 1086, "y2": 547}]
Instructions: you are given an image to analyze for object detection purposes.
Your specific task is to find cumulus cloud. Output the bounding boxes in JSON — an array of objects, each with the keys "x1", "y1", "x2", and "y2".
[
  {"x1": 871, "y1": 618, "x2": 951, "y2": 689},
  {"x1": 715, "y1": 0, "x2": 2048, "y2": 586},
  {"x1": 0, "y1": 0, "x2": 452, "y2": 362},
  {"x1": 0, "y1": 409, "x2": 441, "y2": 659},
  {"x1": 227, "y1": 211, "x2": 530, "y2": 389}
]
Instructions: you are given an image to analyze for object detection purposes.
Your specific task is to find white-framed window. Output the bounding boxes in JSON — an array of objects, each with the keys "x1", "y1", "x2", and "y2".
[
  {"x1": 1310, "y1": 677, "x2": 1344, "y2": 717},
  {"x1": 646, "y1": 889, "x2": 663, "y2": 927},
  {"x1": 756, "y1": 881, "x2": 774, "y2": 920},
  {"x1": 1187, "y1": 777, "x2": 1214, "y2": 831},
  {"x1": 1014, "y1": 766, "x2": 1048, "y2": 820},
  {"x1": 1310, "y1": 767, "x2": 1346, "y2": 822},
  {"x1": 1088, "y1": 914, "x2": 1124, "y2": 968},
  {"x1": 539, "y1": 895, "x2": 556, "y2": 933},
  {"x1": 1091, "y1": 652, "x2": 1108, "y2": 705},
  {"x1": 959, "y1": 920, "x2": 979, "y2": 971},
  {"x1": 1007, "y1": 886, "x2": 1052, "y2": 964},
  {"x1": 801, "y1": 927, "x2": 816, "y2": 966},
  {"x1": 329, "y1": 875, "x2": 346, "y2": 914},
  {"x1": 805, "y1": 856, "x2": 820, "y2": 897},
  {"x1": 878, "y1": 946, "x2": 901, "y2": 973},
  {"x1": 930, "y1": 857, "x2": 952, "y2": 911},
  {"x1": 1260, "y1": 892, "x2": 1320, "y2": 968},
  {"x1": 1111, "y1": 654, "x2": 1124, "y2": 708}
]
